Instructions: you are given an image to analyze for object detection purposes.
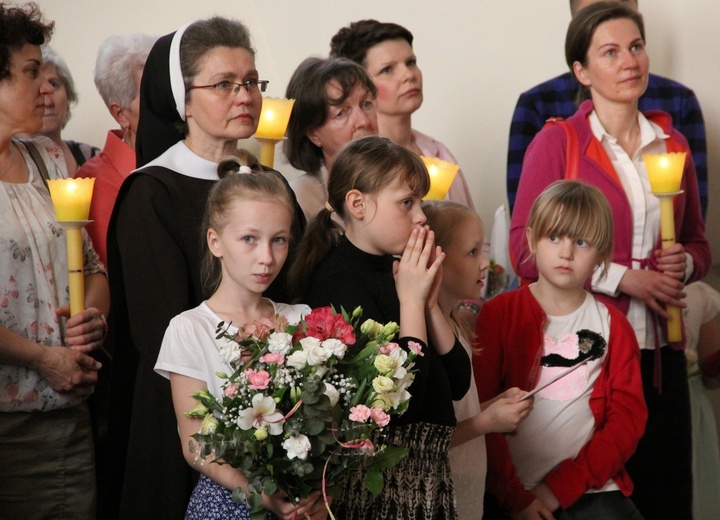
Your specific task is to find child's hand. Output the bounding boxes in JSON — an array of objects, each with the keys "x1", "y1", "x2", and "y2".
[
  {"x1": 512, "y1": 498, "x2": 556, "y2": 520},
  {"x1": 654, "y1": 243, "x2": 687, "y2": 281},
  {"x1": 394, "y1": 227, "x2": 444, "y2": 308},
  {"x1": 263, "y1": 490, "x2": 329, "y2": 519},
  {"x1": 58, "y1": 306, "x2": 107, "y2": 353},
  {"x1": 482, "y1": 392, "x2": 533, "y2": 433}
]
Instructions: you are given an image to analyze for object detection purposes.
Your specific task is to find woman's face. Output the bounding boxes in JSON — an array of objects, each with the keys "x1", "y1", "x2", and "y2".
[
  {"x1": 307, "y1": 81, "x2": 377, "y2": 167},
  {"x1": 573, "y1": 18, "x2": 649, "y2": 107},
  {"x1": 363, "y1": 38, "x2": 423, "y2": 118},
  {"x1": 0, "y1": 44, "x2": 53, "y2": 136},
  {"x1": 185, "y1": 46, "x2": 262, "y2": 145},
  {"x1": 39, "y1": 63, "x2": 69, "y2": 136}
]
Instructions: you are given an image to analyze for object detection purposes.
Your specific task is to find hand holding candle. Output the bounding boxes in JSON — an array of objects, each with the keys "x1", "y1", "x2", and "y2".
[
  {"x1": 643, "y1": 152, "x2": 686, "y2": 342},
  {"x1": 420, "y1": 156, "x2": 459, "y2": 201},
  {"x1": 47, "y1": 178, "x2": 95, "y2": 317},
  {"x1": 254, "y1": 97, "x2": 295, "y2": 168}
]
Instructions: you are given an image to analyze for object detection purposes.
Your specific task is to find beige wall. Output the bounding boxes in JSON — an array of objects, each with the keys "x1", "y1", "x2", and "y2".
[{"x1": 26, "y1": 0, "x2": 720, "y2": 262}]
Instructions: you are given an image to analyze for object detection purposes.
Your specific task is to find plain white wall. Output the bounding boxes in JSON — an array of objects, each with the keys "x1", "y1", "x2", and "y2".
[{"x1": 27, "y1": 0, "x2": 720, "y2": 261}]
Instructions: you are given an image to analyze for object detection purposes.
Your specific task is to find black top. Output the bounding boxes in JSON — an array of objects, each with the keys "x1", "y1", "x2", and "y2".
[{"x1": 304, "y1": 236, "x2": 471, "y2": 426}]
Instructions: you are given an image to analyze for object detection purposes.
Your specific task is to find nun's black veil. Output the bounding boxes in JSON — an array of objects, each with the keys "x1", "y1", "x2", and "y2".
[{"x1": 135, "y1": 31, "x2": 185, "y2": 168}]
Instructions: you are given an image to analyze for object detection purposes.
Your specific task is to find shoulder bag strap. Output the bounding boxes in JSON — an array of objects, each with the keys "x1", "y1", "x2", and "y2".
[
  {"x1": 18, "y1": 139, "x2": 51, "y2": 188},
  {"x1": 543, "y1": 117, "x2": 580, "y2": 180}
]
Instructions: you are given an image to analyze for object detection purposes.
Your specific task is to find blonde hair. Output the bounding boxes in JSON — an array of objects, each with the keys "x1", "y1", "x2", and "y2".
[
  {"x1": 526, "y1": 180, "x2": 614, "y2": 279},
  {"x1": 422, "y1": 200, "x2": 483, "y2": 345},
  {"x1": 201, "y1": 149, "x2": 294, "y2": 293},
  {"x1": 289, "y1": 135, "x2": 430, "y2": 298}
]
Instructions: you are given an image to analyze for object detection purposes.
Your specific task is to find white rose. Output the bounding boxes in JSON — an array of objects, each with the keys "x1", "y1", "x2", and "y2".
[
  {"x1": 321, "y1": 338, "x2": 347, "y2": 359},
  {"x1": 323, "y1": 382, "x2": 340, "y2": 406},
  {"x1": 304, "y1": 344, "x2": 331, "y2": 366},
  {"x1": 267, "y1": 332, "x2": 293, "y2": 355},
  {"x1": 283, "y1": 434, "x2": 312, "y2": 460},
  {"x1": 286, "y1": 350, "x2": 308, "y2": 370},
  {"x1": 219, "y1": 340, "x2": 242, "y2": 365}
]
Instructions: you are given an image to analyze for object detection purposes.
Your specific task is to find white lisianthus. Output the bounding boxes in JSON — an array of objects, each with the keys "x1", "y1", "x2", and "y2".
[
  {"x1": 283, "y1": 434, "x2": 312, "y2": 460},
  {"x1": 379, "y1": 322, "x2": 400, "y2": 341},
  {"x1": 361, "y1": 319, "x2": 384, "y2": 339},
  {"x1": 372, "y1": 394, "x2": 394, "y2": 411},
  {"x1": 304, "y1": 344, "x2": 331, "y2": 366},
  {"x1": 286, "y1": 350, "x2": 308, "y2": 370},
  {"x1": 372, "y1": 376, "x2": 395, "y2": 394},
  {"x1": 389, "y1": 347, "x2": 408, "y2": 378},
  {"x1": 321, "y1": 338, "x2": 347, "y2": 359},
  {"x1": 323, "y1": 382, "x2": 340, "y2": 406},
  {"x1": 199, "y1": 413, "x2": 219, "y2": 435},
  {"x1": 267, "y1": 332, "x2": 293, "y2": 355},
  {"x1": 219, "y1": 340, "x2": 242, "y2": 365},
  {"x1": 374, "y1": 354, "x2": 395, "y2": 376}
]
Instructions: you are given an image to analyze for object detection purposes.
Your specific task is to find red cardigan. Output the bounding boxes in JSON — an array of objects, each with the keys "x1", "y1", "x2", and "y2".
[
  {"x1": 510, "y1": 100, "x2": 711, "y2": 321},
  {"x1": 473, "y1": 286, "x2": 647, "y2": 514}
]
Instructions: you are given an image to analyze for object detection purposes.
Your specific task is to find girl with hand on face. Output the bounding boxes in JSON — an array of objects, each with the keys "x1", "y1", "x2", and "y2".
[
  {"x1": 290, "y1": 135, "x2": 471, "y2": 520},
  {"x1": 422, "y1": 200, "x2": 533, "y2": 519},
  {"x1": 330, "y1": 20, "x2": 474, "y2": 209},
  {"x1": 480, "y1": 181, "x2": 646, "y2": 520},
  {"x1": 155, "y1": 152, "x2": 327, "y2": 520}
]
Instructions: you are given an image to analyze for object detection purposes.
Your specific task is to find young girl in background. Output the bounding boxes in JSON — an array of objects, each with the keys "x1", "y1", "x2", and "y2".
[
  {"x1": 422, "y1": 200, "x2": 533, "y2": 519},
  {"x1": 155, "y1": 151, "x2": 327, "y2": 520},
  {"x1": 475, "y1": 181, "x2": 647, "y2": 520},
  {"x1": 290, "y1": 135, "x2": 471, "y2": 520}
]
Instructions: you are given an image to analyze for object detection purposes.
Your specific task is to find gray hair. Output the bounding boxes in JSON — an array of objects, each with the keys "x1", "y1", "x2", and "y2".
[
  {"x1": 94, "y1": 33, "x2": 156, "y2": 109},
  {"x1": 42, "y1": 46, "x2": 76, "y2": 126}
]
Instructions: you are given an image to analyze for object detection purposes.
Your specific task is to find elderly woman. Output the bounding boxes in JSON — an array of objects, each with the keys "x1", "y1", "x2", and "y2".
[
  {"x1": 36, "y1": 46, "x2": 99, "y2": 174},
  {"x1": 284, "y1": 56, "x2": 377, "y2": 222},
  {"x1": 0, "y1": 3, "x2": 109, "y2": 517},
  {"x1": 330, "y1": 20, "x2": 474, "y2": 208},
  {"x1": 74, "y1": 33, "x2": 156, "y2": 266},
  {"x1": 509, "y1": 3, "x2": 710, "y2": 519},
  {"x1": 105, "y1": 17, "x2": 306, "y2": 519}
]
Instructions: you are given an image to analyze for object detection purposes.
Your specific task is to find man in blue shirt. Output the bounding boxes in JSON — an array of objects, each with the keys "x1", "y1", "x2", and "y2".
[{"x1": 507, "y1": 0, "x2": 707, "y2": 219}]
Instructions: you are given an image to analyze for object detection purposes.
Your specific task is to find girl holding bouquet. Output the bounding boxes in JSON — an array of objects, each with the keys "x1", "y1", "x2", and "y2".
[
  {"x1": 422, "y1": 200, "x2": 534, "y2": 519},
  {"x1": 155, "y1": 152, "x2": 327, "y2": 520},
  {"x1": 290, "y1": 135, "x2": 471, "y2": 519}
]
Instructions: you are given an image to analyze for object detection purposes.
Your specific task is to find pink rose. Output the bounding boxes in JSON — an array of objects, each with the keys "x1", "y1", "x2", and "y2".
[
  {"x1": 370, "y1": 407, "x2": 390, "y2": 427},
  {"x1": 245, "y1": 369, "x2": 272, "y2": 390},
  {"x1": 378, "y1": 342, "x2": 400, "y2": 355},
  {"x1": 407, "y1": 341, "x2": 424, "y2": 357},
  {"x1": 348, "y1": 404, "x2": 372, "y2": 423},
  {"x1": 224, "y1": 383, "x2": 238, "y2": 397},
  {"x1": 260, "y1": 353, "x2": 285, "y2": 365}
]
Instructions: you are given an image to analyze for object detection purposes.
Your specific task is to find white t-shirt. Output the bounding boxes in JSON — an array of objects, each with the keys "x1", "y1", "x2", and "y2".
[
  {"x1": 155, "y1": 300, "x2": 310, "y2": 399},
  {"x1": 507, "y1": 292, "x2": 618, "y2": 494}
]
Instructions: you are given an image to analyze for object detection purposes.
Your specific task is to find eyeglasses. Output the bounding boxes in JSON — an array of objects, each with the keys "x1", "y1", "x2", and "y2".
[{"x1": 189, "y1": 79, "x2": 269, "y2": 97}]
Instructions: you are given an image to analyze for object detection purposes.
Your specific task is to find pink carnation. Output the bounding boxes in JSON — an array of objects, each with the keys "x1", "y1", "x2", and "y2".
[
  {"x1": 407, "y1": 341, "x2": 424, "y2": 356},
  {"x1": 224, "y1": 383, "x2": 238, "y2": 397},
  {"x1": 348, "y1": 404, "x2": 372, "y2": 423},
  {"x1": 297, "y1": 307, "x2": 356, "y2": 345},
  {"x1": 245, "y1": 368, "x2": 272, "y2": 390},
  {"x1": 260, "y1": 353, "x2": 285, "y2": 365},
  {"x1": 370, "y1": 407, "x2": 390, "y2": 427},
  {"x1": 378, "y1": 342, "x2": 400, "y2": 355}
]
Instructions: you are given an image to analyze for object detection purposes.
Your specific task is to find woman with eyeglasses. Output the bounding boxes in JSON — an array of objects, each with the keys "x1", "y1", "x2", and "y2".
[{"x1": 104, "y1": 17, "x2": 304, "y2": 519}]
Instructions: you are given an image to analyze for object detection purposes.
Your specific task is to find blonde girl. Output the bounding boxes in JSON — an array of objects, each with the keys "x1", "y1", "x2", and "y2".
[
  {"x1": 290, "y1": 135, "x2": 471, "y2": 520},
  {"x1": 155, "y1": 151, "x2": 327, "y2": 520}
]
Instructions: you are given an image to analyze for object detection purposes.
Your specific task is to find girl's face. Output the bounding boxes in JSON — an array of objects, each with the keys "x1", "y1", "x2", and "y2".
[
  {"x1": 185, "y1": 46, "x2": 262, "y2": 146},
  {"x1": 573, "y1": 17, "x2": 648, "y2": 107},
  {"x1": 353, "y1": 177, "x2": 426, "y2": 256},
  {"x1": 0, "y1": 44, "x2": 53, "y2": 136},
  {"x1": 307, "y1": 81, "x2": 378, "y2": 167},
  {"x1": 208, "y1": 198, "x2": 292, "y2": 297},
  {"x1": 442, "y1": 216, "x2": 489, "y2": 302},
  {"x1": 363, "y1": 38, "x2": 423, "y2": 118},
  {"x1": 529, "y1": 231, "x2": 601, "y2": 293},
  {"x1": 39, "y1": 63, "x2": 69, "y2": 135}
]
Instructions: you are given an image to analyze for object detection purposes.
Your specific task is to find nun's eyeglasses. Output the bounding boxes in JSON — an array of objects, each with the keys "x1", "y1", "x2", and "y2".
[{"x1": 189, "y1": 79, "x2": 269, "y2": 97}]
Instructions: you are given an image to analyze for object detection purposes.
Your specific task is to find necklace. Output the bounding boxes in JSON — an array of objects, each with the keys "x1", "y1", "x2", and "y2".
[{"x1": 0, "y1": 148, "x2": 15, "y2": 181}]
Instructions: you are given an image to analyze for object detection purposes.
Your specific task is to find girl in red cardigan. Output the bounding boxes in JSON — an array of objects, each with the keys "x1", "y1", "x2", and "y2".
[{"x1": 476, "y1": 181, "x2": 646, "y2": 520}]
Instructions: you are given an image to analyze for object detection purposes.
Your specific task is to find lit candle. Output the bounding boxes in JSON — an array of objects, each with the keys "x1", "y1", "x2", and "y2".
[
  {"x1": 420, "y1": 156, "x2": 459, "y2": 200},
  {"x1": 643, "y1": 152, "x2": 687, "y2": 342},
  {"x1": 47, "y1": 178, "x2": 95, "y2": 317},
  {"x1": 255, "y1": 98, "x2": 295, "y2": 168}
]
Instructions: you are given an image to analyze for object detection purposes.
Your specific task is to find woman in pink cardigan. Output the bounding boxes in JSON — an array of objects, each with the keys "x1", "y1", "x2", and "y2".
[{"x1": 508, "y1": 4, "x2": 710, "y2": 519}]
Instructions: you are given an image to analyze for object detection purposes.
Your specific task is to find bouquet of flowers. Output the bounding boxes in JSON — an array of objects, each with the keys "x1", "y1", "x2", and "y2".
[{"x1": 186, "y1": 306, "x2": 421, "y2": 519}]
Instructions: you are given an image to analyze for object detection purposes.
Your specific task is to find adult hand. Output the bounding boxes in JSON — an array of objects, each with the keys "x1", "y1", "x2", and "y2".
[
  {"x1": 511, "y1": 498, "x2": 556, "y2": 520},
  {"x1": 57, "y1": 306, "x2": 107, "y2": 353},
  {"x1": 36, "y1": 345, "x2": 100, "y2": 397},
  {"x1": 654, "y1": 243, "x2": 687, "y2": 281},
  {"x1": 263, "y1": 490, "x2": 329, "y2": 519},
  {"x1": 618, "y1": 269, "x2": 686, "y2": 319}
]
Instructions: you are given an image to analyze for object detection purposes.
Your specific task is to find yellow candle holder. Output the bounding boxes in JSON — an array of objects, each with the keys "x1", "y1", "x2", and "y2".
[
  {"x1": 643, "y1": 152, "x2": 687, "y2": 342},
  {"x1": 254, "y1": 97, "x2": 295, "y2": 168},
  {"x1": 47, "y1": 178, "x2": 95, "y2": 317},
  {"x1": 420, "y1": 156, "x2": 459, "y2": 200}
]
